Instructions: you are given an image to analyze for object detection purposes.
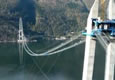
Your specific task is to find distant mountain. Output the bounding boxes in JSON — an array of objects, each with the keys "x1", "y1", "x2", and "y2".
[
  {"x1": 33, "y1": 0, "x2": 89, "y2": 38},
  {"x1": 0, "y1": 0, "x2": 19, "y2": 41},
  {"x1": 0, "y1": 0, "x2": 92, "y2": 41}
]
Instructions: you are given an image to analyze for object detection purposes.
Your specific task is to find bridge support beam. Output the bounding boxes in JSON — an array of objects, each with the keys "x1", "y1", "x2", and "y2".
[{"x1": 104, "y1": 43, "x2": 115, "y2": 80}]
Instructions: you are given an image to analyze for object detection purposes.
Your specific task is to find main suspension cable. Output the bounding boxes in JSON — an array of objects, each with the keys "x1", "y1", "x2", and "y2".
[{"x1": 24, "y1": 39, "x2": 85, "y2": 56}]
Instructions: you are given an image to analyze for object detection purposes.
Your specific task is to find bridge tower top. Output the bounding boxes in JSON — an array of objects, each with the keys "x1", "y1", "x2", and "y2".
[
  {"x1": 18, "y1": 17, "x2": 26, "y2": 43},
  {"x1": 19, "y1": 17, "x2": 23, "y2": 31}
]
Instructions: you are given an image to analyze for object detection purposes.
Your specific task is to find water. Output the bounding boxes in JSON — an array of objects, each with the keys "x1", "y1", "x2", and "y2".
[{"x1": 0, "y1": 40, "x2": 105, "y2": 80}]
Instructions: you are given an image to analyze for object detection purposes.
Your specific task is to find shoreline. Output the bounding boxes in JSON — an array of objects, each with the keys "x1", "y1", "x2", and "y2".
[
  {"x1": 0, "y1": 40, "x2": 38, "y2": 43},
  {"x1": 0, "y1": 41, "x2": 17, "y2": 43}
]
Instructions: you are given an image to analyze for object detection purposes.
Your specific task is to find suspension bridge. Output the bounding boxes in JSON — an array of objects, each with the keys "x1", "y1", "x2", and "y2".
[{"x1": 18, "y1": 0, "x2": 115, "y2": 80}]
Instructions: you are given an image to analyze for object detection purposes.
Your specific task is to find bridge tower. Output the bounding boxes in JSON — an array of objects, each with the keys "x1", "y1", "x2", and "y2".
[
  {"x1": 82, "y1": 0, "x2": 99, "y2": 80},
  {"x1": 82, "y1": 0, "x2": 115, "y2": 80},
  {"x1": 18, "y1": 17, "x2": 25, "y2": 64},
  {"x1": 18, "y1": 17, "x2": 24, "y2": 43},
  {"x1": 104, "y1": 0, "x2": 115, "y2": 80}
]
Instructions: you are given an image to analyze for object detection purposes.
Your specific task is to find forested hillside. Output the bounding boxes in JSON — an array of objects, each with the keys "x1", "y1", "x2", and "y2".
[{"x1": 0, "y1": 0, "x2": 93, "y2": 41}]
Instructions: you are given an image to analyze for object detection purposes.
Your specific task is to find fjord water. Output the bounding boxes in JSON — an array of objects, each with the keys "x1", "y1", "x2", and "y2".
[{"x1": 0, "y1": 40, "x2": 105, "y2": 80}]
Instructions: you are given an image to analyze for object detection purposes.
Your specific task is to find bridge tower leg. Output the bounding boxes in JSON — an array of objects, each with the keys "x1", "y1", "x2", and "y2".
[
  {"x1": 82, "y1": 37, "x2": 96, "y2": 80},
  {"x1": 104, "y1": 43, "x2": 115, "y2": 80},
  {"x1": 18, "y1": 42, "x2": 24, "y2": 65},
  {"x1": 82, "y1": 0, "x2": 99, "y2": 80},
  {"x1": 18, "y1": 17, "x2": 24, "y2": 64}
]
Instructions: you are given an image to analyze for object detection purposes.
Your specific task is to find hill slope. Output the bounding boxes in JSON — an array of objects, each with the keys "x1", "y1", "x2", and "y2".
[{"x1": 0, "y1": 0, "x2": 91, "y2": 41}]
